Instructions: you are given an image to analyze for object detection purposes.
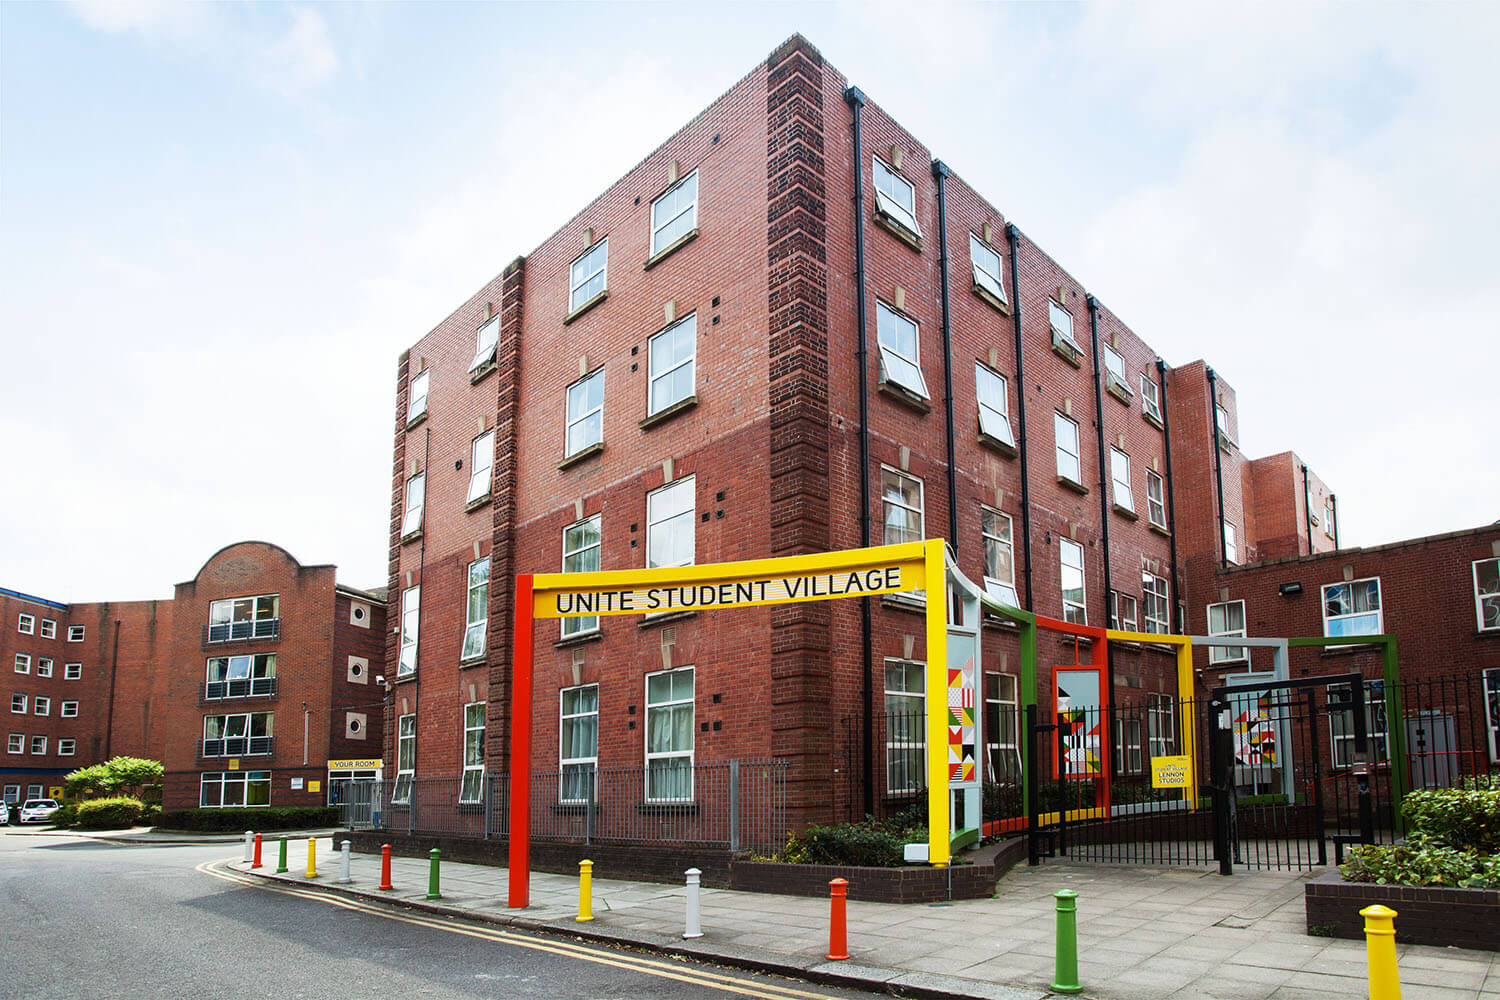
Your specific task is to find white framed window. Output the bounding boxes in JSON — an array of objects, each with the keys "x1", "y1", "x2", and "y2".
[
  {"x1": 969, "y1": 234, "x2": 1006, "y2": 304},
  {"x1": 467, "y1": 431, "x2": 495, "y2": 504},
  {"x1": 1059, "y1": 538, "x2": 1086, "y2": 625},
  {"x1": 58, "y1": 739, "x2": 75, "y2": 757},
  {"x1": 392, "y1": 714, "x2": 416, "y2": 804},
  {"x1": 647, "y1": 478, "x2": 695, "y2": 571},
  {"x1": 36, "y1": 658, "x2": 52, "y2": 678},
  {"x1": 984, "y1": 672, "x2": 1020, "y2": 781},
  {"x1": 398, "y1": 585, "x2": 420, "y2": 677},
  {"x1": 30, "y1": 736, "x2": 46, "y2": 755},
  {"x1": 1102, "y1": 344, "x2": 1131, "y2": 399},
  {"x1": 1215, "y1": 402, "x2": 1235, "y2": 448},
  {"x1": 202, "y1": 712, "x2": 272, "y2": 755},
  {"x1": 1049, "y1": 300, "x2": 1080, "y2": 354},
  {"x1": 884, "y1": 658, "x2": 925, "y2": 794},
  {"x1": 60, "y1": 701, "x2": 78, "y2": 718},
  {"x1": 1110, "y1": 448, "x2": 1134, "y2": 514},
  {"x1": 1114, "y1": 718, "x2": 1143, "y2": 775},
  {"x1": 1148, "y1": 693, "x2": 1176, "y2": 758},
  {"x1": 2, "y1": 785, "x2": 17, "y2": 804},
  {"x1": 872, "y1": 157, "x2": 920, "y2": 236},
  {"x1": 14, "y1": 653, "x2": 30, "y2": 675},
  {"x1": 469, "y1": 316, "x2": 500, "y2": 375},
  {"x1": 7, "y1": 734, "x2": 21, "y2": 754},
  {"x1": 975, "y1": 364, "x2": 1015, "y2": 448},
  {"x1": 1328, "y1": 681, "x2": 1388, "y2": 768},
  {"x1": 460, "y1": 703, "x2": 485, "y2": 804},
  {"x1": 1473, "y1": 558, "x2": 1500, "y2": 632},
  {"x1": 200, "y1": 770, "x2": 270, "y2": 808},
  {"x1": 33, "y1": 696, "x2": 49, "y2": 717},
  {"x1": 562, "y1": 516, "x2": 602, "y2": 637},
  {"x1": 560, "y1": 684, "x2": 598, "y2": 803},
  {"x1": 981, "y1": 507, "x2": 1018, "y2": 608},
  {"x1": 569, "y1": 238, "x2": 608, "y2": 311},
  {"x1": 64, "y1": 663, "x2": 81, "y2": 681},
  {"x1": 565, "y1": 368, "x2": 604, "y2": 457},
  {"x1": 1113, "y1": 592, "x2": 1138, "y2": 632},
  {"x1": 67, "y1": 624, "x2": 84, "y2": 642},
  {"x1": 1054, "y1": 412, "x2": 1082, "y2": 485},
  {"x1": 1208, "y1": 601, "x2": 1247, "y2": 663},
  {"x1": 1324, "y1": 503, "x2": 1336, "y2": 540},
  {"x1": 461, "y1": 558, "x2": 489, "y2": 661},
  {"x1": 1484, "y1": 668, "x2": 1500, "y2": 763},
  {"x1": 10, "y1": 694, "x2": 25, "y2": 714},
  {"x1": 645, "y1": 666, "x2": 694, "y2": 802},
  {"x1": 648, "y1": 314, "x2": 697, "y2": 415},
  {"x1": 399, "y1": 473, "x2": 425, "y2": 539},
  {"x1": 1146, "y1": 470, "x2": 1167, "y2": 529},
  {"x1": 40, "y1": 619, "x2": 56, "y2": 639},
  {"x1": 205, "y1": 653, "x2": 276, "y2": 699},
  {"x1": 876, "y1": 302, "x2": 928, "y2": 399},
  {"x1": 881, "y1": 467, "x2": 924, "y2": 547},
  {"x1": 17, "y1": 613, "x2": 34, "y2": 635},
  {"x1": 1140, "y1": 373, "x2": 1162, "y2": 424},
  {"x1": 407, "y1": 368, "x2": 430, "y2": 423},
  {"x1": 1223, "y1": 522, "x2": 1238, "y2": 564},
  {"x1": 207, "y1": 595, "x2": 279, "y2": 642},
  {"x1": 1323, "y1": 579, "x2": 1382, "y2": 637},
  {"x1": 1143, "y1": 572, "x2": 1170, "y2": 634},
  {"x1": 25, "y1": 784, "x2": 41, "y2": 800},
  {"x1": 651, "y1": 170, "x2": 698, "y2": 255}
]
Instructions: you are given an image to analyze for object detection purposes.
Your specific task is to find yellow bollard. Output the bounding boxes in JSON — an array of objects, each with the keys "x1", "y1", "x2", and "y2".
[
  {"x1": 306, "y1": 837, "x2": 318, "y2": 879},
  {"x1": 1361, "y1": 904, "x2": 1401, "y2": 1000},
  {"x1": 576, "y1": 859, "x2": 594, "y2": 922}
]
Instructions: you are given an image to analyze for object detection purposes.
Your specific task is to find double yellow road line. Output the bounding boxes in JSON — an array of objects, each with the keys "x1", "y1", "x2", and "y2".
[{"x1": 198, "y1": 860, "x2": 838, "y2": 1000}]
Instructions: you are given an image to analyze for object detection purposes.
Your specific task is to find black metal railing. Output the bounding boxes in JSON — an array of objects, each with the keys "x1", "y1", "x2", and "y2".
[
  {"x1": 202, "y1": 676, "x2": 278, "y2": 701},
  {"x1": 202, "y1": 618, "x2": 281, "y2": 647},
  {"x1": 198, "y1": 736, "x2": 274, "y2": 759}
]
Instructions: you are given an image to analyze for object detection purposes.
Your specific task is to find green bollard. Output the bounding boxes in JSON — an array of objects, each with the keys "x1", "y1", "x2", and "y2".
[
  {"x1": 275, "y1": 835, "x2": 289, "y2": 874},
  {"x1": 426, "y1": 848, "x2": 442, "y2": 901},
  {"x1": 1051, "y1": 889, "x2": 1082, "y2": 995}
]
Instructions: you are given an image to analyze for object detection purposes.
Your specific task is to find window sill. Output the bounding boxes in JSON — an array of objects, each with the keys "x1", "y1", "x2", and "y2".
[
  {"x1": 1148, "y1": 522, "x2": 1171, "y2": 538},
  {"x1": 1060, "y1": 634, "x2": 1092, "y2": 647},
  {"x1": 551, "y1": 802, "x2": 595, "y2": 816},
  {"x1": 1207, "y1": 657, "x2": 1249, "y2": 668},
  {"x1": 464, "y1": 494, "x2": 492, "y2": 514},
  {"x1": 972, "y1": 283, "x2": 1011, "y2": 316},
  {"x1": 558, "y1": 441, "x2": 604, "y2": 471},
  {"x1": 401, "y1": 529, "x2": 423, "y2": 545},
  {"x1": 983, "y1": 613, "x2": 1021, "y2": 630},
  {"x1": 1320, "y1": 643, "x2": 1378, "y2": 657},
  {"x1": 977, "y1": 431, "x2": 1017, "y2": 459},
  {"x1": 1106, "y1": 380, "x2": 1133, "y2": 405},
  {"x1": 1051, "y1": 337, "x2": 1084, "y2": 368},
  {"x1": 1218, "y1": 433, "x2": 1237, "y2": 453},
  {"x1": 1143, "y1": 411, "x2": 1164, "y2": 431},
  {"x1": 636, "y1": 801, "x2": 698, "y2": 816},
  {"x1": 1112, "y1": 503, "x2": 1139, "y2": 521},
  {"x1": 1057, "y1": 475, "x2": 1090, "y2": 495},
  {"x1": 643, "y1": 228, "x2": 700, "y2": 271},
  {"x1": 393, "y1": 673, "x2": 417, "y2": 685},
  {"x1": 563, "y1": 289, "x2": 609, "y2": 325},
  {"x1": 405, "y1": 412, "x2": 428, "y2": 432},
  {"x1": 877, "y1": 379, "x2": 932, "y2": 413},
  {"x1": 639, "y1": 610, "x2": 697, "y2": 629},
  {"x1": 555, "y1": 629, "x2": 603, "y2": 649},
  {"x1": 1476, "y1": 630, "x2": 1500, "y2": 641},
  {"x1": 469, "y1": 359, "x2": 497, "y2": 385},
  {"x1": 639, "y1": 394, "x2": 699, "y2": 430},
  {"x1": 459, "y1": 655, "x2": 487, "y2": 669},
  {"x1": 880, "y1": 594, "x2": 927, "y2": 615},
  {"x1": 873, "y1": 210, "x2": 921, "y2": 251}
]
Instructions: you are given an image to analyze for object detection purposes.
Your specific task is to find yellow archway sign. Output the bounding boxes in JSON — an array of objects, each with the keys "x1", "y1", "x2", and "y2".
[{"x1": 507, "y1": 538, "x2": 951, "y2": 908}]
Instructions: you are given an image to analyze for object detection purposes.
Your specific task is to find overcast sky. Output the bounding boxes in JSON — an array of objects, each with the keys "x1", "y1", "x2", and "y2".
[{"x1": 2, "y1": 2, "x2": 1495, "y2": 603}]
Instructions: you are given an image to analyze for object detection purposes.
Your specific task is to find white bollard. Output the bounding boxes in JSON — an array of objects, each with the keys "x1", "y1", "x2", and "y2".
[
  {"x1": 683, "y1": 867, "x2": 703, "y2": 939},
  {"x1": 243, "y1": 830, "x2": 254, "y2": 863},
  {"x1": 337, "y1": 840, "x2": 353, "y2": 884}
]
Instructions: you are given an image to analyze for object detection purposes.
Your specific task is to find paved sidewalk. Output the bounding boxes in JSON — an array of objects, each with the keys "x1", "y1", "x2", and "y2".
[{"x1": 227, "y1": 841, "x2": 1500, "y2": 1000}]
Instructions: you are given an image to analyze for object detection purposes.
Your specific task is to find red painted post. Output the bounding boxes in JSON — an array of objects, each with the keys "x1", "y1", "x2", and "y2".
[
  {"x1": 826, "y1": 878, "x2": 850, "y2": 960},
  {"x1": 378, "y1": 843, "x2": 394, "y2": 891},
  {"x1": 507, "y1": 574, "x2": 536, "y2": 909},
  {"x1": 251, "y1": 833, "x2": 263, "y2": 869}
]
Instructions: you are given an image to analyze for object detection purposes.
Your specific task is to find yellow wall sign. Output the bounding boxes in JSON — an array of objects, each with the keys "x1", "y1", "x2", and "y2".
[
  {"x1": 227, "y1": 759, "x2": 240, "y2": 771},
  {"x1": 328, "y1": 759, "x2": 383, "y2": 770},
  {"x1": 48, "y1": 786, "x2": 63, "y2": 799},
  {"x1": 308, "y1": 780, "x2": 321, "y2": 793},
  {"x1": 1151, "y1": 755, "x2": 1192, "y2": 788}
]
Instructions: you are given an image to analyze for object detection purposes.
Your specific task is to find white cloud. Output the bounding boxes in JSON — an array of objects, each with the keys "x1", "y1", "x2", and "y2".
[{"x1": 251, "y1": 7, "x2": 340, "y2": 96}]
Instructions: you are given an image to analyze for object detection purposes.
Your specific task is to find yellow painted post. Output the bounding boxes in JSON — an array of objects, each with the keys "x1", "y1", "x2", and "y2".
[
  {"x1": 306, "y1": 837, "x2": 318, "y2": 878},
  {"x1": 576, "y1": 859, "x2": 594, "y2": 922},
  {"x1": 1361, "y1": 905, "x2": 1401, "y2": 1000},
  {"x1": 923, "y1": 538, "x2": 950, "y2": 867},
  {"x1": 1175, "y1": 640, "x2": 1198, "y2": 807}
]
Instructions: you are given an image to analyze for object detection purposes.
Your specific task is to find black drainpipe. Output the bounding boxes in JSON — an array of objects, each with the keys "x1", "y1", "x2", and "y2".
[
  {"x1": 1086, "y1": 296, "x2": 1115, "y2": 709},
  {"x1": 1005, "y1": 223, "x2": 1035, "y2": 609},
  {"x1": 1301, "y1": 462, "x2": 1314, "y2": 555},
  {"x1": 844, "y1": 85, "x2": 875, "y2": 819},
  {"x1": 1206, "y1": 366, "x2": 1228, "y2": 570},
  {"x1": 1157, "y1": 361, "x2": 1183, "y2": 632},
  {"x1": 1331, "y1": 494, "x2": 1340, "y2": 551},
  {"x1": 932, "y1": 160, "x2": 959, "y2": 551},
  {"x1": 104, "y1": 616, "x2": 121, "y2": 757}
]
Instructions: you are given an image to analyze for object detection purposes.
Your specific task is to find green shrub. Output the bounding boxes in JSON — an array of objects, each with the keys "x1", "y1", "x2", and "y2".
[
  {"x1": 779, "y1": 820, "x2": 908, "y2": 867},
  {"x1": 155, "y1": 806, "x2": 340, "y2": 832},
  {"x1": 1400, "y1": 782, "x2": 1500, "y2": 854},
  {"x1": 74, "y1": 796, "x2": 147, "y2": 830},
  {"x1": 1341, "y1": 779, "x2": 1500, "y2": 888},
  {"x1": 49, "y1": 801, "x2": 80, "y2": 828}
]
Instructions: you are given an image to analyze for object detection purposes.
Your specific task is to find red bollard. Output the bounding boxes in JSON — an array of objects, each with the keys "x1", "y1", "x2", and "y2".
[
  {"x1": 251, "y1": 833, "x2": 263, "y2": 869},
  {"x1": 378, "y1": 843, "x2": 394, "y2": 891},
  {"x1": 826, "y1": 878, "x2": 850, "y2": 961}
]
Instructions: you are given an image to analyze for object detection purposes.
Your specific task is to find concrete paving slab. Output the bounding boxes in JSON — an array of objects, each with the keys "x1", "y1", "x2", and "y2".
[{"x1": 887, "y1": 971, "x2": 1047, "y2": 1000}]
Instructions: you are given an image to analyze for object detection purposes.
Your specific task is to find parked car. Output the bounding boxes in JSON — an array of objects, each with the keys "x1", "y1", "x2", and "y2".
[
  {"x1": 0, "y1": 803, "x2": 10, "y2": 824},
  {"x1": 18, "y1": 799, "x2": 58, "y2": 824}
]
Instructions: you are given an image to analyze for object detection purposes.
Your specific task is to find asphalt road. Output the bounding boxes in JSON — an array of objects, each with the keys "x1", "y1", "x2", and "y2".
[{"x1": 0, "y1": 831, "x2": 872, "y2": 1000}]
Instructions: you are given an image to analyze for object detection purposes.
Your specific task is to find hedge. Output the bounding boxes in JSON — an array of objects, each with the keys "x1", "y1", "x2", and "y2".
[
  {"x1": 74, "y1": 797, "x2": 153, "y2": 830},
  {"x1": 1341, "y1": 776, "x2": 1500, "y2": 889},
  {"x1": 156, "y1": 806, "x2": 341, "y2": 832}
]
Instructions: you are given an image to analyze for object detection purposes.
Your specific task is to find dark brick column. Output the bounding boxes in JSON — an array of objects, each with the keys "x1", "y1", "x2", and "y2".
[{"x1": 487, "y1": 257, "x2": 526, "y2": 775}]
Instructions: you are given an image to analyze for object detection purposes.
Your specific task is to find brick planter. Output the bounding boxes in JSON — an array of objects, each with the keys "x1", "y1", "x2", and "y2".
[
  {"x1": 1305, "y1": 870, "x2": 1500, "y2": 951},
  {"x1": 727, "y1": 837, "x2": 1024, "y2": 904}
]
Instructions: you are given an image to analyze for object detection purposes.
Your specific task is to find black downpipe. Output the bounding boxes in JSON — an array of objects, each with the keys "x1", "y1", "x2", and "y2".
[
  {"x1": 1206, "y1": 367, "x2": 1228, "y2": 569},
  {"x1": 1086, "y1": 296, "x2": 1115, "y2": 708},
  {"x1": 1005, "y1": 223, "x2": 1035, "y2": 609},
  {"x1": 845, "y1": 85, "x2": 875, "y2": 819},
  {"x1": 104, "y1": 616, "x2": 121, "y2": 757},
  {"x1": 1157, "y1": 361, "x2": 1183, "y2": 632},
  {"x1": 1331, "y1": 494, "x2": 1340, "y2": 551},
  {"x1": 1301, "y1": 463, "x2": 1314, "y2": 555},
  {"x1": 932, "y1": 161, "x2": 959, "y2": 551}
]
